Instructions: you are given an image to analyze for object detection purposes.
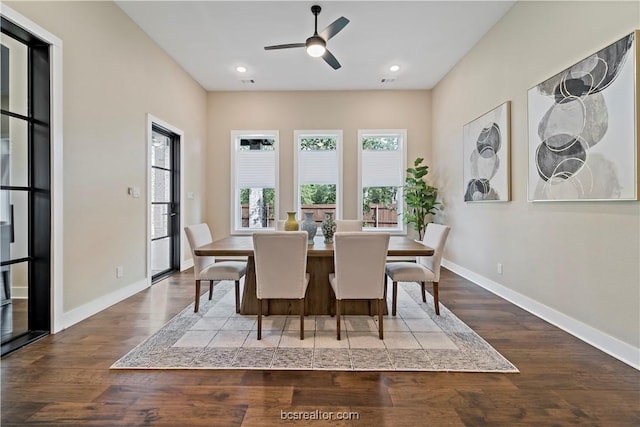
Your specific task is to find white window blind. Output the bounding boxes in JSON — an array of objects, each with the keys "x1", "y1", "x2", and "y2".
[
  {"x1": 361, "y1": 149, "x2": 403, "y2": 187},
  {"x1": 298, "y1": 150, "x2": 337, "y2": 185},
  {"x1": 237, "y1": 150, "x2": 276, "y2": 188}
]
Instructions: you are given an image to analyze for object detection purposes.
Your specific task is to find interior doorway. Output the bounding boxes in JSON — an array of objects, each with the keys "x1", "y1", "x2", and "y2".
[
  {"x1": 1, "y1": 16, "x2": 51, "y2": 355},
  {"x1": 149, "y1": 121, "x2": 181, "y2": 282}
]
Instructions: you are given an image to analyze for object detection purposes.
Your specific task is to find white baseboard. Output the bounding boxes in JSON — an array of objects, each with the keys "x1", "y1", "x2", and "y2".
[
  {"x1": 58, "y1": 278, "x2": 150, "y2": 331},
  {"x1": 442, "y1": 259, "x2": 640, "y2": 371},
  {"x1": 181, "y1": 258, "x2": 194, "y2": 272},
  {"x1": 10, "y1": 286, "x2": 28, "y2": 299}
]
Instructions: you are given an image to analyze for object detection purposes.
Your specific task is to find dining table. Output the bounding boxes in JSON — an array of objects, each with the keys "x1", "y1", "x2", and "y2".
[{"x1": 195, "y1": 234, "x2": 434, "y2": 315}]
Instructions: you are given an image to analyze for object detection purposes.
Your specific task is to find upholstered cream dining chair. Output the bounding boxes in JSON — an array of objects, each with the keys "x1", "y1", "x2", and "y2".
[
  {"x1": 252, "y1": 231, "x2": 310, "y2": 340},
  {"x1": 385, "y1": 223, "x2": 450, "y2": 316},
  {"x1": 335, "y1": 219, "x2": 363, "y2": 232},
  {"x1": 329, "y1": 232, "x2": 390, "y2": 340},
  {"x1": 184, "y1": 224, "x2": 247, "y2": 313}
]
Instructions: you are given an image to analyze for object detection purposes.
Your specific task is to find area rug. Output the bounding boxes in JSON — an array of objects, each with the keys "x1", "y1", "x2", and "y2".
[{"x1": 111, "y1": 281, "x2": 518, "y2": 372}]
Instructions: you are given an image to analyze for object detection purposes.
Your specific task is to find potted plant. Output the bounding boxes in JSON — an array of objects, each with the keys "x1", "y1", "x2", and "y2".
[{"x1": 403, "y1": 157, "x2": 440, "y2": 240}]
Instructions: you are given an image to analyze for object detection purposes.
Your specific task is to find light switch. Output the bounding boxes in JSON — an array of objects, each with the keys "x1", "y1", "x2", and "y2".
[{"x1": 187, "y1": 192, "x2": 195, "y2": 200}]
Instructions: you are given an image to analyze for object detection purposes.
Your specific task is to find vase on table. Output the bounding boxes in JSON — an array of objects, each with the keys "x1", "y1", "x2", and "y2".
[
  {"x1": 321, "y1": 211, "x2": 336, "y2": 243},
  {"x1": 284, "y1": 211, "x2": 299, "y2": 231},
  {"x1": 300, "y1": 212, "x2": 317, "y2": 244}
]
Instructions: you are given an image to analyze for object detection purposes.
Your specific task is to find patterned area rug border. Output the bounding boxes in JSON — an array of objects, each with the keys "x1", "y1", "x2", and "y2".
[{"x1": 111, "y1": 282, "x2": 518, "y2": 372}]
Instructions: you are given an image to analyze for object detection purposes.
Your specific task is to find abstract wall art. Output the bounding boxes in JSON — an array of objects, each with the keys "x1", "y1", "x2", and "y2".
[
  {"x1": 463, "y1": 101, "x2": 511, "y2": 202},
  {"x1": 528, "y1": 31, "x2": 639, "y2": 201}
]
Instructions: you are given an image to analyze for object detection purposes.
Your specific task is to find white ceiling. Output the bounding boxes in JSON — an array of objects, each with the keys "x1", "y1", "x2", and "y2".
[{"x1": 116, "y1": 1, "x2": 515, "y2": 91}]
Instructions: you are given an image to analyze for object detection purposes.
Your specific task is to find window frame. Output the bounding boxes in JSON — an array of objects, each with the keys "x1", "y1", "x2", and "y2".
[
  {"x1": 230, "y1": 130, "x2": 279, "y2": 235},
  {"x1": 357, "y1": 129, "x2": 407, "y2": 234},
  {"x1": 293, "y1": 130, "x2": 343, "y2": 221}
]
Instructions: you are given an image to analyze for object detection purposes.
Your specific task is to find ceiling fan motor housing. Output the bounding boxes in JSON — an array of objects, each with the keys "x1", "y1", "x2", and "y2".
[{"x1": 306, "y1": 35, "x2": 326, "y2": 48}]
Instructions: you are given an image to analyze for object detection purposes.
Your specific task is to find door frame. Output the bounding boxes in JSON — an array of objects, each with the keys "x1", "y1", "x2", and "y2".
[
  {"x1": 0, "y1": 5, "x2": 64, "y2": 334},
  {"x1": 146, "y1": 114, "x2": 185, "y2": 283}
]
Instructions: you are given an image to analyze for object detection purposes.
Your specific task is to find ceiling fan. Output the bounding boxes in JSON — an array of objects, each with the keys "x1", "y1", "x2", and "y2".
[{"x1": 264, "y1": 5, "x2": 350, "y2": 70}]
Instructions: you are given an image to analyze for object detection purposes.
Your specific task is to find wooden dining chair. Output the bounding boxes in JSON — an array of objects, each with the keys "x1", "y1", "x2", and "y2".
[
  {"x1": 184, "y1": 224, "x2": 247, "y2": 313},
  {"x1": 252, "y1": 231, "x2": 310, "y2": 340},
  {"x1": 385, "y1": 223, "x2": 450, "y2": 315},
  {"x1": 329, "y1": 232, "x2": 390, "y2": 340}
]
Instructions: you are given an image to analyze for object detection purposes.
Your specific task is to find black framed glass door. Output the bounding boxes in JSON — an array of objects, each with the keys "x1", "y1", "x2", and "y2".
[
  {"x1": 150, "y1": 124, "x2": 180, "y2": 282},
  {"x1": 1, "y1": 17, "x2": 51, "y2": 356}
]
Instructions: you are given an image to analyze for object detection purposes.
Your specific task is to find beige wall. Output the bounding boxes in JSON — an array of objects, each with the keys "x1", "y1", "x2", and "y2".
[
  {"x1": 6, "y1": 1, "x2": 208, "y2": 312},
  {"x1": 432, "y1": 1, "x2": 640, "y2": 349},
  {"x1": 206, "y1": 90, "x2": 431, "y2": 237}
]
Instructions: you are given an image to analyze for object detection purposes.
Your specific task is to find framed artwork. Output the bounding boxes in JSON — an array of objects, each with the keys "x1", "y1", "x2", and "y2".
[
  {"x1": 463, "y1": 101, "x2": 511, "y2": 202},
  {"x1": 527, "y1": 30, "x2": 639, "y2": 201}
]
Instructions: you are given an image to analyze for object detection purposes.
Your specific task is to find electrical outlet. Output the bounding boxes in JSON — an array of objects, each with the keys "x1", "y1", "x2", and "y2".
[
  {"x1": 497, "y1": 263, "x2": 503, "y2": 275},
  {"x1": 116, "y1": 266, "x2": 124, "y2": 278},
  {"x1": 127, "y1": 187, "x2": 141, "y2": 198}
]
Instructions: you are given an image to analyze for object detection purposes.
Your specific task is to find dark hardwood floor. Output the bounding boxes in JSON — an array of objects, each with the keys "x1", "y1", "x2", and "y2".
[{"x1": 1, "y1": 268, "x2": 638, "y2": 426}]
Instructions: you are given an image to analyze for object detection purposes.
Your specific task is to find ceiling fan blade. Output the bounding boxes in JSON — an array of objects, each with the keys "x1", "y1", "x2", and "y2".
[
  {"x1": 319, "y1": 16, "x2": 349, "y2": 41},
  {"x1": 322, "y1": 49, "x2": 341, "y2": 70},
  {"x1": 264, "y1": 43, "x2": 306, "y2": 50}
]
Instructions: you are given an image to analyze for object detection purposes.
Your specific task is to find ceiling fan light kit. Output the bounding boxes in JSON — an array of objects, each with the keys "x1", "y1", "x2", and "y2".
[
  {"x1": 264, "y1": 5, "x2": 349, "y2": 70},
  {"x1": 306, "y1": 36, "x2": 326, "y2": 57}
]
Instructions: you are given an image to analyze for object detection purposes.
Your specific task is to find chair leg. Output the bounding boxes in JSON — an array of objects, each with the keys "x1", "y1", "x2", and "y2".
[
  {"x1": 209, "y1": 280, "x2": 214, "y2": 300},
  {"x1": 257, "y1": 298, "x2": 263, "y2": 340},
  {"x1": 300, "y1": 298, "x2": 305, "y2": 340},
  {"x1": 384, "y1": 275, "x2": 388, "y2": 300},
  {"x1": 378, "y1": 299, "x2": 384, "y2": 340},
  {"x1": 421, "y1": 281, "x2": 426, "y2": 302},
  {"x1": 235, "y1": 280, "x2": 240, "y2": 313},
  {"x1": 194, "y1": 280, "x2": 201, "y2": 313},
  {"x1": 392, "y1": 281, "x2": 398, "y2": 316},
  {"x1": 433, "y1": 281, "x2": 440, "y2": 315},
  {"x1": 330, "y1": 288, "x2": 336, "y2": 317},
  {"x1": 336, "y1": 299, "x2": 341, "y2": 340}
]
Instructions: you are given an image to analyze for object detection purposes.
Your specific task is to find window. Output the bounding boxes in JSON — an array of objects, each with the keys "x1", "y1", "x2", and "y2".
[
  {"x1": 231, "y1": 131, "x2": 278, "y2": 234},
  {"x1": 294, "y1": 131, "x2": 342, "y2": 231},
  {"x1": 358, "y1": 130, "x2": 406, "y2": 233}
]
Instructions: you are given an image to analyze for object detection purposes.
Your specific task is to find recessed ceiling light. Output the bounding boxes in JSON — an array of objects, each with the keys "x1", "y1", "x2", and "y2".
[
  {"x1": 236, "y1": 66, "x2": 247, "y2": 73},
  {"x1": 389, "y1": 65, "x2": 400, "y2": 72}
]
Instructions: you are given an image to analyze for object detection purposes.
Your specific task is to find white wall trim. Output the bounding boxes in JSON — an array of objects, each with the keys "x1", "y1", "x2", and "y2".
[
  {"x1": 442, "y1": 259, "x2": 640, "y2": 370},
  {"x1": 180, "y1": 257, "x2": 194, "y2": 272},
  {"x1": 0, "y1": 4, "x2": 65, "y2": 334},
  {"x1": 146, "y1": 114, "x2": 185, "y2": 283},
  {"x1": 58, "y1": 279, "x2": 149, "y2": 331},
  {"x1": 10, "y1": 287, "x2": 28, "y2": 299}
]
